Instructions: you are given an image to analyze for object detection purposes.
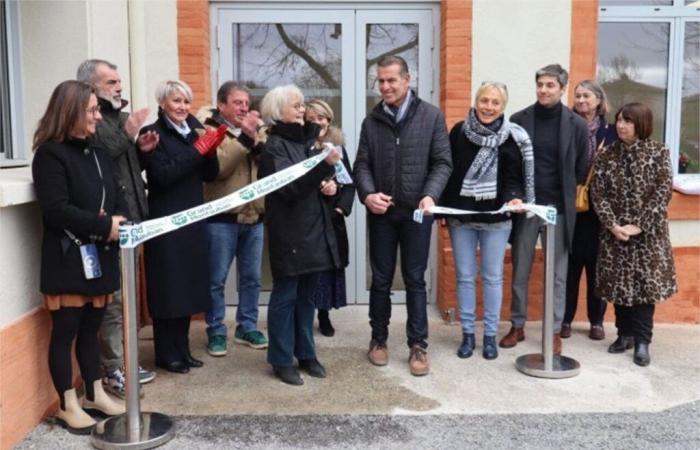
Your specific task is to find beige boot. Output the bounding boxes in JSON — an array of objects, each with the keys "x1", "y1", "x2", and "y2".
[
  {"x1": 83, "y1": 379, "x2": 126, "y2": 417},
  {"x1": 55, "y1": 388, "x2": 96, "y2": 434}
]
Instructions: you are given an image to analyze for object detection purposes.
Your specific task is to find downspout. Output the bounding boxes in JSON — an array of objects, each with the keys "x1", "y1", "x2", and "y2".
[{"x1": 127, "y1": 0, "x2": 148, "y2": 111}]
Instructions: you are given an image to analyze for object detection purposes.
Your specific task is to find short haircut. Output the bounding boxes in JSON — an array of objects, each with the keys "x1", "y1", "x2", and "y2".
[
  {"x1": 535, "y1": 64, "x2": 568, "y2": 87},
  {"x1": 76, "y1": 59, "x2": 117, "y2": 85},
  {"x1": 33, "y1": 80, "x2": 95, "y2": 150},
  {"x1": 474, "y1": 81, "x2": 509, "y2": 108},
  {"x1": 305, "y1": 99, "x2": 334, "y2": 124},
  {"x1": 216, "y1": 81, "x2": 251, "y2": 105},
  {"x1": 575, "y1": 79, "x2": 609, "y2": 117},
  {"x1": 155, "y1": 80, "x2": 193, "y2": 104},
  {"x1": 377, "y1": 55, "x2": 409, "y2": 78},
  {"x1": 616, "y1": 102, "x2": 653, "y2": 140},
  {"x1": 260, "y1": 84, "x2": 303, "y2": 125}
]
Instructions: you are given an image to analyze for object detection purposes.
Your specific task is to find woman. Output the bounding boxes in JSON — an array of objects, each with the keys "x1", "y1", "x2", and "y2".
[
  {"x1": 304, "y1": 99, "x2": 355, "y2": 337},
  {"x1": 32, "y1": 81, "x2": 125, "y2": 434},
  {"x1": 140, "y1": 80, "x2": 221, "y2": 374},
  {"x1": 259, "y1": 85, "x2": 342, "y2": 385},
  {"x1": 590, "y1": 102, "x2": 677, "y2": 367},
  {"x1": 561, "y1": 80, "x2": 617, "y2": 341},
  {"x1": 439, "y1": 81, "x2": 534, "y2": 360}
]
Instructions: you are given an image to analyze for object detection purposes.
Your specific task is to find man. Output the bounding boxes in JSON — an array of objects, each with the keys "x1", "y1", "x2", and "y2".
[
  {"x1": 499, "y1": 64, "x2": 588, "y2": 354},
  {"x1": 76, "y1": 59, "x2": 159, "y2": 397},
  {"x1": 196, "y1": 82, "x2": 268, "y2": 357},
  {"x1": 354, "y1": 55, "x2": 451, "y2": 376}
]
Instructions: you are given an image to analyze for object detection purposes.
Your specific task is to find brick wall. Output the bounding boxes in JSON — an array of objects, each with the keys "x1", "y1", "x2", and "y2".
[{"x1": 177, "y1": 0, "x2": 211, "y2": 110}]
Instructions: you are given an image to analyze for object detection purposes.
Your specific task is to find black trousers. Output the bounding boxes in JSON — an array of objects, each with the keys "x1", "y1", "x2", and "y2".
[
  {"x1": 564, "y1": 212, "x2": 607, "y2": 325},
  {"x1": 49, "y1": 303, "x2": 105, "y2": 406},
  {"x1": 614, "y1": 303, "x2": 655, "y2": 344},
  {"x1": 152, "y1": 316, "x2": 191, "y2": 365}
]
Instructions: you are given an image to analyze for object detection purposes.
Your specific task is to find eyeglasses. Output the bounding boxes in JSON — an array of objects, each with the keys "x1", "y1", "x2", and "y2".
[
  {"x1": 86, "y1": 106, "x2": 101, "y2": 116},
  {"x1": 291, "y1": 102, "x2": 305, "y2": 111}
]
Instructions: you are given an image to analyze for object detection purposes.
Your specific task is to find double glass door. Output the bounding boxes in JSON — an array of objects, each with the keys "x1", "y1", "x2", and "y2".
[{"x1": 214, "y1": 5, "x2": 437, "y2": 304}]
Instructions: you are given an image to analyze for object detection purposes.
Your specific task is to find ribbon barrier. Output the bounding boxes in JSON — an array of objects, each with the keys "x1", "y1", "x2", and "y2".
[{"x1": 412, "y1": 203, "x2": 558, "y2": 225}]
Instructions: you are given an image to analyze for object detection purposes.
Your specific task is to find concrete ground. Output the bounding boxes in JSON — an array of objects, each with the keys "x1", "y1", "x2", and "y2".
[{"x1": 17, "y1": 305, "x2": 700, "y2": 449}]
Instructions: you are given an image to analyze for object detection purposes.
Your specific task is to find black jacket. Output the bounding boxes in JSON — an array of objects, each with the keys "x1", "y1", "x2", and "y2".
[
  {"x1": 32, "y1": 138, "x2": 126, "y2": 296},
  {"x1": 353, "y1": 92, "x2": 452, "y2": 211},
  {"x1": 439, "y1": 120, "x2": 524, "y2": 223},
  {"x1": 324, "y1": 146, "x2": 354, "y2": 267},
  {"x1": 510, "y1": 103, "x2": 587, "y2": 249},
  {"x1": 259, "y1": 122, "x2": 341, "y2": 279},
  {"x1": 140, "y1": 112, "x2": 219, "y2": 318}
]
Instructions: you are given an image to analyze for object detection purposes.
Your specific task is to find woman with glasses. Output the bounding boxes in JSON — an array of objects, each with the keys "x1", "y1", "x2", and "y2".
[{"x1": 32, "y1": 80, "x2": 126, "y2": 434}]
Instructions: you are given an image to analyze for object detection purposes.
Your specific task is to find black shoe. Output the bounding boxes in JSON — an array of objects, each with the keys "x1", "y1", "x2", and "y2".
[
  {"x1": 457, "y1": 333, "x2": 475, "y2": 359},
  {"x1": 299, "y1": 358, "x2": 327, "y2": 378},
  {"x1": 482, "y1": 335, "x2": 498, "y2": 360},
  {"x1": 633, "y1": 341, "x2": 651, "y2": 367},
  {"x1": 318, "y1": 310, "x2": 335, "y2": 337},
  {"x1": 156, "y1": 360, "x2": 190, "y2": 374},
  {"x1": 273, "y1": 366, "x2": 304, "y2": 385},
  {"x1": 184, "y1": 353, "x2": 204, "y2": 368},
  {"x1": 608, "y1": 336, "x2": 634, "y2": 353}
]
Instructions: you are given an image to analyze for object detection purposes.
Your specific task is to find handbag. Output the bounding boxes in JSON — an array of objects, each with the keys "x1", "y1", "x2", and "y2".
[{"x1": 575, "y1": 167, "x2": 594, "y2": 213}]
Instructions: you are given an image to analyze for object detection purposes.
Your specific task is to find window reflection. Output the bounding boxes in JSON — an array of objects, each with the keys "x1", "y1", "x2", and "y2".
[
  {"x1": 680, "y1": 22, "x2": 699, "y2": 174},
  {"x1": 599, "y1": 0, "x2": 672, "y2": 5}
]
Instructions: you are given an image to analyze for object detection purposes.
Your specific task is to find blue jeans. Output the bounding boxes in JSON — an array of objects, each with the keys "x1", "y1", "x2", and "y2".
[
  {"x1": 206, "y1": 221, "x2": 263, "y2": 338},
  {"x1": 267, "y1": 273, "x2": 320, "y2": 367},
  {"x1": 449, "y1": 222, "x2": 511, "y2": 336}
]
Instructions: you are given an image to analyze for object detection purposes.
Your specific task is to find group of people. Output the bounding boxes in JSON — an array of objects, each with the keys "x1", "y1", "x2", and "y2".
[{"x1": 31, "y1": 54, "x2": 677, "y2": 433}]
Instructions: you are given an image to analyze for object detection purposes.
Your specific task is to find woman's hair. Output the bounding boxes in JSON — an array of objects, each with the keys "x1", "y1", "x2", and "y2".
[
  {"x1": 474, "y1": 81, "x2": 508, "y2": 108},
  {"x1": 260, "y1": 84, "x2": 304, "y2": 125},
  {"x1": 616, "y1": 102, "x2": 653, "y2": 140},
  {"x1": 575, "y1": 79, "x2": 609, "y2": 117},
  {"x1": 33, "y1": 80, "x2": 95, "y2": 151},
  {"x1": 305, "y1": 99, "x2": 334, "y2": 123},
  {"x1": 155, "y1": 80, "x2": 193, "y2": 104}
]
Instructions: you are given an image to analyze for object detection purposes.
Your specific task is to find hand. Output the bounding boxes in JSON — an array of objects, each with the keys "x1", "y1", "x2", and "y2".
[
  {"x1": 620, "y1": 224, "x2": 642, "y2": 236},
  {"x1": 507, "y1": 198, "x2": 526, "y2": 213},
  {"x1": 324, "y1": 147, "x2": 341, "y2": 166},
  {"x1": 320, "y1": 180, "x2": 337, "y2": 196},
  {"x1": 194, "y1": 124, "x2": 227, "y2": 156},
  {"x1": 418, "y1": 196, "x2": 435, "y2": 213},
  {"x1": 124, "y1": 108, "x2": 150, "y2": 139},
  {"x1": 109, "y1": 215, "x2": 127, "y2": 242},
  {"x1": 609, "y1": 224, "x2": 630, "y2": 242},
  {"x1": 365, "y1": 192, "x2": 393, "y2": 215},
  {"x1": 240, "y1": 111, "x2": 262, "y2": 141},
  {"x1": 137, "y1": 130, "x2": 159, "y2": 153}
]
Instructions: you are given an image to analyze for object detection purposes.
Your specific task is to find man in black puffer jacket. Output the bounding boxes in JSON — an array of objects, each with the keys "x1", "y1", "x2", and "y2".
[{"x1": 354, "y1": 55, "x2": 451, "y2": 377}]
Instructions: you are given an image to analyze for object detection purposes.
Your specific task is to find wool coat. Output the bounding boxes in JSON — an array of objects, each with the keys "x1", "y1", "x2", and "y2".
[
  {"x1": 590, "y1": 138, "x2": 677, "y2": 306},
  {"x1": 140, "y1": 111, "x2": 219, "y2": 318},
  {"x1": 32, "y1": 138, "x2": 126, "y2": 296}
]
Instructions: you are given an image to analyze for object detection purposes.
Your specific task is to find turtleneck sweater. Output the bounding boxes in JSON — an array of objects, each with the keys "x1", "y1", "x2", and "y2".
[{"x1": 533, "y1": 101, "x2": 563, "y2": 211}]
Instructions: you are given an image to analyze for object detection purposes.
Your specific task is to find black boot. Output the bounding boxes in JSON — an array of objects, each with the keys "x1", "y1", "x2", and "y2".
[
  {"x1": 633, "y1": 341, "x2": 651, "y2": 367},
  {"x1": 318, "y1": 310, "x2": 335, "y2": 337},
  {"x1": 299, "y1": 358, "x2": 327, "y2": 378},
  {"x1": 608, "y1": 336, "x2": 634, "y2": 354},
  {"x1": 457, "y1": 333, "x2": 475, "y2": 359},
  {"x1": 482, "y1": 335, "x2": 498, "y2": 360},
  {"x1": 273, "y1": 366, "x2": 304, "y2": 386}
]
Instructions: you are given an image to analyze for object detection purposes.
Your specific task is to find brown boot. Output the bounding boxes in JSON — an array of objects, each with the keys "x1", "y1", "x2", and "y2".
[
  {"x1": 499, "y1": 326, "x2": 524, "y2": 348},
  {"x1": 408, "y1": 345, "x2": 430, "y2": 376},
  {"x1": 368, "y1": 339, "x2": 388, "y2": 366},
  {"x1": 553, "y1": 333, "x2": 562, "y2": 355}
]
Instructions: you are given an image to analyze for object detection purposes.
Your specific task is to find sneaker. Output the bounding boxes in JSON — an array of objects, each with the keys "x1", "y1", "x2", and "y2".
[
  {"x1": 102, "y1": 368, "x2": 126, "y2": 399},
  {"x1": 234, "y1": 329, "x2": 268, "y2": 349},
  {"x1": 138, "y1": 366, "x2": 156, "y2": 384},
  {"x1": 207, "y1": 335, "x2": 228, "y2": 356},
  {"x1": 408, "y1": 345, "x2": 430, "y2": 376}
]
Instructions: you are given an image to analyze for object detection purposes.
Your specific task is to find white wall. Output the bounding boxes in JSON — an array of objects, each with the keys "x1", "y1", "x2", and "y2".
[{"x1": 471, "y1": 0, "x2": 572, "y2": 115}]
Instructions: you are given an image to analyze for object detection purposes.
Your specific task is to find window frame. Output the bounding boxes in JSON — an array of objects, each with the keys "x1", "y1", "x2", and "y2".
[{"x1": 0, "y1": 0, "x2": 26, "y2": 167}]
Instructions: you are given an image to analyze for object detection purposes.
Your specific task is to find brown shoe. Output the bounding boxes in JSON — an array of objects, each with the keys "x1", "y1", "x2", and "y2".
[
  {"x1": 553, "y1": 333, "x2": 562, "y2": 355},
  {"x1": 499, "y1": 327, "x2": 525, "y2": 348},
  {"x1": 408, "y1": 345, "x2": 430, "y2": 376},
  {"x1": 368, "y1": 340, "x2": 388, "y2": 366},
  {"x1": 589, "y1": 324, "x2": 605, "y2": 341},
  {"x1": 560, "y1": 323, "x2": 572, "y2": 339}
]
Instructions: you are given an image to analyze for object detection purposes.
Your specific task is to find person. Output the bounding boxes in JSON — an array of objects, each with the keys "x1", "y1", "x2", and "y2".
[
  {"x1": 76, "y1": 59, "x2": 158, "y2": 397},
  {"x1": 196, "y1": 82, "x2": 268, "y2": 357},
  {"x1": 140, "y1": 80, "x2": 221, "y2": 374},
  {"x1": 304, "y1": 99, "x2": 355, "y2": 337},
  {"x1": 590, "y1": 102, "x2": 677, "y2": 367},
  {"x1": 353, "y1": 55, "x2": 452, "y2": 376},
  {"x1": 561, "y1": 80, "x2": 617, "y2": 341},
  {"x1": 439, "y1": 81, "x2": 534, "y2": 360},
  {"x1": 258, "y1": 85, "x2": 342, "y2": 385},
  {"x1": 32, "y1": 80, "x2": 125, "y2": 434},
  {"x1": 499, "y1": 64, "x2": 587, "y2": 354}
]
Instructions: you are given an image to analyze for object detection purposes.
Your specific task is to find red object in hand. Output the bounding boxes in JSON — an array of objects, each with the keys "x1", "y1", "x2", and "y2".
[{"x1": 194, "y1": 124, "x2": 227, "y2": 156}]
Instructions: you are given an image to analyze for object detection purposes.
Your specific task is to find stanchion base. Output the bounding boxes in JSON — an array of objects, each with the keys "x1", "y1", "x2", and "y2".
[
  {"x1": 515, "y1": 354, "x2": 581, "y2": 379},
  {"x1": 91, "y1": 412, "x2": 174, "y2": 450}
]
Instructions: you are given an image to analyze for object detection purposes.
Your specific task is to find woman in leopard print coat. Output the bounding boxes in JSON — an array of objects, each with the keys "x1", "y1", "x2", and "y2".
[{"x1": 590, "y1": 102, "x2": 677, "y2": 368}]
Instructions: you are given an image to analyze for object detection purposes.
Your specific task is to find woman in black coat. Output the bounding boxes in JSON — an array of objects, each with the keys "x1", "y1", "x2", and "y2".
[
  {"x1": 32, "y1": 81, "x2": 125, "y2": 434},
  {"x1": 140, "y1": 80, "x2": 220, "y2": 374},
  {"x1": 561, "y1": 80, "x2": 618, "y2": 341},
  {"x1": 258, "y1": 85, "x2": 342, "y2": 385}
]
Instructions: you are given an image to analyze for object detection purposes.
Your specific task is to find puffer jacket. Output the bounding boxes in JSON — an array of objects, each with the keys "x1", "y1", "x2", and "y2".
[
  {"x1": 353, "y1": 91, "x2": 452, "y2": 210},
  {"x1": 197, "y1": 107, "x2": 266, "y2": 224}
]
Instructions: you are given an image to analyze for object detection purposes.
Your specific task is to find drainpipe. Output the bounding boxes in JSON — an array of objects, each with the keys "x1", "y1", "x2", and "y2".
[{"x1": 127, "y1": 0, "x2": 148, "y2": 112}]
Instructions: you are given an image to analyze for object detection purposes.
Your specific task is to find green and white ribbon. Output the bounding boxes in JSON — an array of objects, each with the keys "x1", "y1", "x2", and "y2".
[
  {"x1": 119, "y1": 147, "x2": 332, "y2": 248},
  {"x1": 413, "y1": 204, "x2": 558, "y2": 225}
]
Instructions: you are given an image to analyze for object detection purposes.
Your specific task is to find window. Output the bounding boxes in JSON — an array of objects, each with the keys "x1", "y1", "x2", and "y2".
[
  {"x1": 599, "y1": 0, "x2": 700, "y2": 175},
  {"x1": 0, "y1": 0, "x2": 25, "y2": 166}
]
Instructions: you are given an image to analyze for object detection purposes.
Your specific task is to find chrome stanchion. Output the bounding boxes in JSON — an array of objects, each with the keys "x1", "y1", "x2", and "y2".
[
  {"x1": 515, "y1": 219, "x2": 580, "y2": 379},
  {"x1": 92, "y1": 245, "x2": 174, "y2": 449}
]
